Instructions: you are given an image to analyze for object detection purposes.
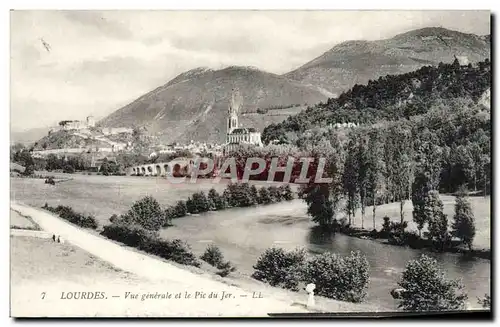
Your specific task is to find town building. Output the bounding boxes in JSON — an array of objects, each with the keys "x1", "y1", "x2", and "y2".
[
  {"x1": 49, "y1": 116, "x2": 96, "y2": 134},
  {"x1": 224, "y1": 89, "x2": 263, "y2": 153}
]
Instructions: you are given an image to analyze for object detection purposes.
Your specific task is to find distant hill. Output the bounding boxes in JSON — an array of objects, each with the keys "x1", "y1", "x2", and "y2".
[
  {"x1": 284, "y1": 27, "x2": 490, "y2": 95},
  {"x1": 11, "y1": 127, "x2": 50, "y2": 145},
  {"x1": 98, "y1": 66, "x2": 330, "y2": 143},
  {"x1": 263, "y1": 58, "x2": 491, "y2": 143}
]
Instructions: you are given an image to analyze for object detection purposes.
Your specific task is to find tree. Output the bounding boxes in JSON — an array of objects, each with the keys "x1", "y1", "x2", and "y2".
[
  {"x1": 250, "y1": 185, "x2": 259, "y2": 203},
  {"x1": 397, "y1": 254, "x2": 467, "y2": 311},
  {"x1": 303, "y1": 184, "x2": 334, "y2": 228},
  {"x1": 258, "y1": 187, "x2": 272, "y2": 205},
  {"x1": 208, "y1": 188, "x2": 225, "y2": 211},
  {"x1": 451, "y1": 190, "x2": 476, "y2": 250},
  {"x1": 123, "y1": 196, "x2": 165, "y2": 231},
  {"x1": 367, "y1": 129, "x2": 385, "y2": 230},
  {"x1": 426, "y1": 191, "x2": 450, "y2": 251},
  {"x1": 187, "y1": 192, "x2": 210, "y2": 214},
  {"x1": 252, "y1": 247, "x2": 306, "y2": 291},
  {"x1": 304, "y1": 251, "x2": 370, "y2": 303},
  {"x1": 268, "y1": 186, "x2": 282, "y2": 202},
  {"x1": 342, "y1": 138, "x2": 359, "y2": 226},
  {"x1": 478, "y1": 294, "x2": 491, "y2": 309},
  {"x1": 356, "y1": 134, "x2": 370, "y2": 229},
  {"x1": 411, "y1": 172, "x2": 432, "y2": 238},
  {"x1": 280, "y1": 184, "x2": 294, "y2": 201},
  {"x1": 388, "y1": 126, "x2": 413, "y2": 230},
  {"x1": 173, "y1": 200, "x2": 188, "y2": 218}
]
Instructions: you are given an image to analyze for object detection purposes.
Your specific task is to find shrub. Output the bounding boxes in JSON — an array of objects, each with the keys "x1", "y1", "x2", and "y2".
[
  {"x1": 258, "y1": 187, "x2": 272, "y2": 205},
  {"x1": 190, "y1": 191, "x2": 211, "y2": 213},
  {"x1": 109, "y1": 214, "x2": 118, "y2": 223},
  {"x1": 280, "y1": 184, "x2": 294, "y2": 201},
  {"x1": 101, "y1": 222, "x2": 158, "y2": 247},
  {"x1": 173, "y1": 201, "x2": 188, "y2": 218},
  {"x1": 200, "y1": 244, "x2": 224, "y2": 268},
  {"x1": 303, "y1": 251, "x2": 369, "y2": 303},
  {"x1": 200, "y1": 244, "x2": 237, "y2": 277},
  {"x1": 397, "y1": 254, "x2": 467, "y2": 311},
  {"x1": 100, "y1": 222, "x2": 200, "y2": 267},
  {"x1": 23, "y1": 164, "x2": 35, "y2": 176},
  {"x1": 42, "y1": 204, "x2": 98, "y2": 229},
  {"x1": 225, "y1": 183, "x2": 255, "y2": 207},
  {"x1": 252, "y1": 247, "x2": 306, "y2": 291},
  {"x1": 63, "y1": 165, "x2": 75, "y2": 174},
  {"x1": 451, "y1": 193, "x2": 476, "y2": 250},
  {"x1": 140, "y1": 238, "x2": 200, "y2": 267},
  {"x1": 268, "y1": 186, "x2": 282, "y2": 202},
  {"x1": 478, "y1": 294, "x2": 491, "y2": 309},
  {"x1": 123, "y1": 196, "x2": 165, "y2": 231},
  {"x1": 216, "y1": 261, "x2": 237, "y2": 277},
  {"x1": 381, "y1": 216, "x2": 391, "y2": 235},
  {"x1": 208, "y1": 188, "x2": 226, "y2": 211}
]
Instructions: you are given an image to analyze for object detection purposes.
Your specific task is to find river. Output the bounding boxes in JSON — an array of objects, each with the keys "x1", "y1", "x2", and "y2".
[{"x1": 160, "y1": 199, "x2": 491, "y2": 310}]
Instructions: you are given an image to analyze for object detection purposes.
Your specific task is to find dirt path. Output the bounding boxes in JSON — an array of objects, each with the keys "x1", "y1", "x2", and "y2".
[{"x1": 10, "y1": 201, "x2": 311, "y2": 317}]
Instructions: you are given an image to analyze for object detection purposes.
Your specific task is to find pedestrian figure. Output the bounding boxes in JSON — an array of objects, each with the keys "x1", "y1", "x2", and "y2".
[
  {"x1": 57, "y1": 236, "x2": 60, "y2": 243},
  {"x1": 52, "y1": 234, "x2": 56, "y2": 242},
  {"x1": 305, "y1": 283, "x2": 316, "y2": 309}
]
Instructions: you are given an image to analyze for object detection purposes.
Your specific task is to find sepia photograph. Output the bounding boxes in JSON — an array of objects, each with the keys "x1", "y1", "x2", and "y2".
[{"x1": 8, "y1": 9, "x2": 491, "y2": 318}]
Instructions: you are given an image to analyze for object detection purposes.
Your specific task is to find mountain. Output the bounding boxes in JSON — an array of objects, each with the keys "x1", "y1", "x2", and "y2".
[
  {"x1": 11, "y1": 127, "x2": 50, "y2": 145},
  {"x1": 284, "y1": 27, "x2": 490, "y2": 95},
  {"x1": 99, "y1": 66, "x2": 330, "y2": 143}
]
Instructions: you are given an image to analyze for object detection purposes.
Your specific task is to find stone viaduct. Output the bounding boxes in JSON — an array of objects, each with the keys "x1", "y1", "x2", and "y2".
[{"x1": 128, "y1": 157, "x2": 196, "y2": 177}]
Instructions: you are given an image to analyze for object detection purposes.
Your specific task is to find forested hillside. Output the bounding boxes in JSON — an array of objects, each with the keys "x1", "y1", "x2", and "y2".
[{"x1": 263, "y1": 58, "x2": 490, "y2": 144}]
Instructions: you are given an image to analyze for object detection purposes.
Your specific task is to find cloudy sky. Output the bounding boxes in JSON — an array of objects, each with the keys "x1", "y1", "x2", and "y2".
[{"x1": 10, "y1": 10, "x2": 490, "y2": 132}]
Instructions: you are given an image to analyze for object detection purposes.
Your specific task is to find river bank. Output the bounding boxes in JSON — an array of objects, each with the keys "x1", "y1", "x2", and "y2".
[
  {"x1": 10, "y1": 201, "x2": 384, "y2": 316},
  {"x1": 10, "y1": 175, "x2": 490, "y2": 310}
]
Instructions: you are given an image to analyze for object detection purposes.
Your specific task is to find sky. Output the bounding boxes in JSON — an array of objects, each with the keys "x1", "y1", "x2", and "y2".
[{"x1": 10, "y1": 10, "x2": 490, "y2": 132}]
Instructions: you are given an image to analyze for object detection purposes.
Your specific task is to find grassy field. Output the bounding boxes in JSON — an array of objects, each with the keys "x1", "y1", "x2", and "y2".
[
  {"x1": 10, "y1": 235, "x2": 139, "y2": 285},
  {"x1": 10, "y1": 174, "x2": 295, "y2": 227},
  {"x1": 10, "y1": 174, "x2": 490, "y2": 250},
  {"x1": 351, "y1": 195, "x2": 491, "y2": 250},
  {"x1": 10, "y1": 210, "x2": 38, "y2": 229}
]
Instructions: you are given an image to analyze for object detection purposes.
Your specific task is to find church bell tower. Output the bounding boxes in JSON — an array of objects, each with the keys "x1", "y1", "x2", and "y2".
[{"x1": 227, "y1": 88, "x2": 241, "y2": 135}]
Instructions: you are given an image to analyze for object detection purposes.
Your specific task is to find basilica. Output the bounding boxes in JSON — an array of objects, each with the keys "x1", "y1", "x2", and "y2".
[{"x1": 225, "y1": 89, "x2": 263, "y2": 153}]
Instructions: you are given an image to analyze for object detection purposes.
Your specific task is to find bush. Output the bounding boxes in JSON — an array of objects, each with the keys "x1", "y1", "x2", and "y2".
[
  {"x1": 208, "y1": 188, "x2": 226, "y2": 210},
  {"x1": 200, "y1": 244, "x2": 237, "y2": 277},
  {"x1": 252, "y1": 247, "x2": 306, "y2": 291},
  {"x1": 225, "y1": 183, "x2": 256, "y2": 207},
  {"x1": 186, "y1": 191, "x2": 211, "y2": 214},
  {"x1": 140, "y1": 238, "x2": 200, "y2": 267},
  {"x1": 303, "y1": 251, "x2": 369, "y2": 303},
  {"x1": 397, "y1": 254, "x2": 467, "y2": 311},
  {"x1": 268, "y1": 186, "x2": 282, "y2": 202},
  {"x1": 43, "y1": 204, "x2": 98, "y2": 230},
  {"x1": 216, "y1": 261, "x2": 237, "y2": 277},
  {"x1": 478, "y1": 294, "x2": 491, "y2": 309},
  {"x1": 23, "y1": 164, "x2": 35, "y2": 176},
  {"x1": 173, "y1": 201, "x2": 188, "y2": 218},
  {"x1": 200, "y1": 244, "x2": 224, "y2": 268},
  {"x1": 123, "y1": 196, "x2": 165, "y2": 231},
  {"x1": 101, "y1": 222, "x2": 158, "y2": 247},
  {"x1": 258, "y1": 187, "x2": 272, "y2": 204},
  {"x1": 63, "y1": 165, "x2": 75, "y2": 174},
  {"x1": 381, "y1": 216, "x2": 391, "y2": 235},
  {"x1": 280, "y1": 184, "x2": 294, "y2": 201},
  {"x1": 100, "y1": 222, "x2": 200, "y2": 267}
]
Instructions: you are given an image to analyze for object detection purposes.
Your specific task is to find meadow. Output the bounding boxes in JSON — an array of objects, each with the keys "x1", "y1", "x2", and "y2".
[{"x1": 10, "y1": 173, "x2": 490, "y2": 250}]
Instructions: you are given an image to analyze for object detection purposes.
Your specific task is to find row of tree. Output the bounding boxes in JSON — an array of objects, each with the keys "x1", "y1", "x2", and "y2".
[{"x1": 109, "y1": 183, "x2": 294, "y2": 232}]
